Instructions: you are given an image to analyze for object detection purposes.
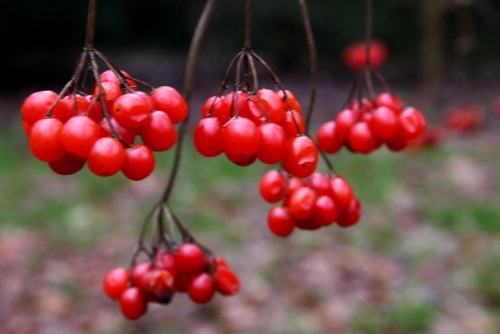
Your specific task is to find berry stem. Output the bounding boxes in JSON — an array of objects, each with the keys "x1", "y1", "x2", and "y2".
[
  {"x1": 244, "y1": 0, "x2": 253, "y2": 50},
  {"x1": 364, "y1": 0, "x2": 376, "y2": 100},
  {"x1": 85, "y1": 0, "x2": 97, "y2": 49},
  {"x1": 159, "y1": 0, "x2": 217, "y2": 205},
  {"x1": 298, "y1": 0, "x2": 318, "y2": 135},
  {"x1": 94, "y1": 50, "x2": 136, "y2": 93}
]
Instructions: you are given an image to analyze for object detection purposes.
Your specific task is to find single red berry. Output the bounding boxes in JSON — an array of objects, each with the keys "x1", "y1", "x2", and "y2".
[
  {"x1": 311, "y1": 195, "x2": 338, "y2": 227},
  {"x1": 259, "y1": 170, "x2": 286, "y2": 203},
  {"x1": 187, "y1": 272, "x2": 215, "y2": 304},
  {"x1": 48, "y1": 153, "x2": 86, "y2": 175},
  {"x1": 335, "y1": 109, "x2": 357, "y2": 142},
  {"x1": 267, "y1": 206, "x2": 295, "y2": 237},
  {"x1": 113, "y1": 93, "x2": 151, "y2": 129},
  {"x1": 21, "y1": 91, "x2": 68, "y2": 125},
  {"x1": 87, "y1": 138, "x2": 126, "y2": 177},
  {"x1": 222, "y1": 117, "x2": 260, "y2": 156},
  {"x1": 317, "y1": 121, "x2": 343, "y2": 154},
  {"x1": 214, "y1": 266, "x2": 240, "y2": 295},
  {"x1": 131, "y1": 262, "x2": 154, "y2": 291},
  {"x1": 193, "y1": 117, "x2": 223, "y2": 157},
  {"x1": 156, "y1": 251, "x2": 179, "y2": 277},
  {"x1": 100, "y1": 69, "x2": 136, "y2": 91},
  {"x1": 375, "y1": 92, "x2": 404, "y2": 113},
  {"x1": 139, "y1": 111, "x2": 177, "y2": 152},
  {"x1": 348, "y1": 122, "x2": 379, "y2": 154},
  {"x1": 119, "y1": 287, "x2": 147, "y2": 320},
  {"x1": 337, "y1": 197, "x2": 362, "y2": 228},
  {"x1": 256, "y1": 122, "x2": 287, "y2": 164},
  {"x1": 330, "y1": 176, "x2": 354, "y2": 209},
  {"x1": 28, "y1": 118, "x2": 65, "y2": 162},
  {"x1": 103, "y1": 267, "x2": 130, "y2": 301},
  {"x1": 93, "y1": 81, "x2": 122, "y2": 114},
  {"x1": 60, "y1": 116, "x2": 100, "y2": 159},
  {"x1": 369, "y1": 106, "x2": 399, "y2": 141},
  {"x1": 288, "y1": 187, "x2": 316, "y2": 220},
  {"x1": 99, "y1": 118, "x2": 137, "y2": 145},
  {"x1": 277, "y1": 90, "x2": 302, "y2": 114},
  {"x1": 121, "y1": 144, "x2": 155, "y2": 181},
  {"x1": 282, "y1": 136, "x2": 318, "y2": 178},
  {"x1": 280, "y1": 110, "x2": 305, "y2": 137},
  {"x1": 175, "y1": 243, "x2": 206, "y2": 274}
]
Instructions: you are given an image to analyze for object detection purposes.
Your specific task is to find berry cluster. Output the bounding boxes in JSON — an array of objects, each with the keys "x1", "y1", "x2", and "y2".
[
  {"x1": 103, "y1": 242, "x2": 239, "y2": 320},
  {"x1": 259, "y1": 170, "x2": 361, "y2": 237},
  {"x1": 194, "y1": 89, "x2": 318, "y2": 178},
  {"x1": 22, "y1": 70, "x2": 187, "y2": 180},
  {"x1": 317, "y1": 92, "x2": 427, "y2": 154},
  {"x1": 341, "y1": 39, "x2": 388, "y2": 72}
]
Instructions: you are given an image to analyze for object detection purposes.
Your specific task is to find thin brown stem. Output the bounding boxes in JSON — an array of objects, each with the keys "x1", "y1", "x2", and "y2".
[
  {"x1": 85, "y1": 0, "x2": 97, "y2": 49},
  {"x1": 364, "y1": 0, "x2": 376, "y2": 100},
  {"x1": 160, "y1": 0, "x2": 217, "y2": 204},
  {"x1": 299, "y1": 0, "x2": 318, "y2": 135},
  {"x1": 94, "y1": 50, "x2": 135, "y2": 93},
  {"x1": 244, "y1": 0, "x2": 253, "y2": 50}
]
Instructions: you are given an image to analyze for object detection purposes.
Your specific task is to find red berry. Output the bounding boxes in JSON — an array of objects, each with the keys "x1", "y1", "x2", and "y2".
[
  {"x1": 49, "y1": 153, "x2": 86, "y2": 175},
  {"x1": 259, "y1": 170, "x2": 286, "y2": 203},
  {"x1": 139, "y1": 111, "x2": 177, "y2": 152},
  {"x1": 103, "y1": 267, "x2": 130, "y2": 300},
  {"x1": 121, "y1": 144, "x2": 155, "y2": 181},
  {"x1": 222, "y1": 117, "x2": 260, "y2": 156},
  {"x1": 256, "y1": 122, "x2": 287, "y2": 164},
  {"x1": 175, "y1": 243, "x2": 206, "y2": 274},
  {"x1": 267, "y1": 206, "x2": 295, "y2": 237},
  {"x1": 60, "y1": 116, "x2": 100, "y2": 159},
  {"x1": 282, "y1": 136, "x2": 318, "y2": 178},
  {"x1": 288, "y1": 187, "x2": 316, "y2": 220},
  {"x1": 214, "y1": 266, "x2": 240, "y2": 295},
  {"x1": 87, "y1": 138, "x2": 126, "y2": 177},
  {"x1": 317, "y1": 121, "x2": 343, "y2": 154},
  {"x1": 119, "y1": 287, "x2": 147, "y2": 320},
  {"x1": 150, "y1": 86, "x2": 188, "y2": 124},
  {"x1": 193, "y1": 117, "x2": 223, "y2": 157},
  {"x1": 21, "y1": 91, "x2": 68, "y2": 125},
  {"x1": 187, "y1": 272, "x2": 215, "y2": 304},
  {"x1": 113, "y1": 93, "x2": 151, "y2": 129},
  {"x1": 28, "y1": 118, "x2": 65, "y2": 162}
]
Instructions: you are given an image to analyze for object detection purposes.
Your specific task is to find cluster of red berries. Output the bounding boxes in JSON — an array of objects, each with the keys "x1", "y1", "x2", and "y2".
[
  {"x1": 193, "y1": 89, "x2": 318, "y2": 178},
  {"x1": 259, "y1": 170, "x2": 361, "y2": 237},
  {"x1": 103, "y1": 242, "x2": 240, "y2": 320},
  {"x1": 21, "y1": 70, "x2": 187, "y2": 180},
  {"x1": 341, "y1": 39, "x2": 388, "y2": 71},
  {"x1": 317, "y1": 92, "x2": 427, "y2": 154}
]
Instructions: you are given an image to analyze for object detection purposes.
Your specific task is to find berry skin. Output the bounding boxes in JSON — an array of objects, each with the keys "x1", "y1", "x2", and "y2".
[
  {"x1": 113, "y1": 93, "x2": 151, "y2": 129},
  {"x1": 175, "y1": 243, "x2": 206, "y2": 274},
  {"x1": 87, "y1": 138, "x2": 126, "y2": 177},
  {"x1": 21, "y1": 90, "x2": 68, "y2": 125},
  {"x1": 187, "y1": 272, "x2": 215, "y2": 304},
  {"x1": 214, "y1": 266, "x2": 240, "y2": 295},
  {"x1": 60, "y1": 116, "x2": 100, "y2": 159},
  {"x1": 119, "y1": 287, "x2": 147, "y2": 320},
  {"x1": 288, "y1": 187, "x2": 316, "y2": 220},
  {"x1": 337, "y1": 197, "x2": 362, "y2": 228},
  {"x1": 99, "y1": 118, "x2": 137, "y2": 145},
  {"x1": 267, "y1": 206, "x2": 295, "y2": 237},
  {"x1": 282, "y1": 136, "x2": 318, "y2": 178},
  {"x1": 335, "y1": 109, "x2": 357, "y2": 142},
  {"x1": 150, "y1": 86, "x2": 188, "y2": 124},
  {"x1": 317, "y1": 121, "x2": 343, "y2": 154},
  {"x1": 93, "y1": 81, "x2": 122, "y2": 114},
  {"x1": 139, "y1": 111, "x2": 177, "y2": 152},
  {"x1": 103, "y1": 268, "x2": 130, "y2": 301},
  {"x1": 193, "y1": 117, "x2": 223, "y2": 157},
  {"x1": 121, "y1": 144, "x2": 155, "y2": 181},
  {"x1": 348, "y1": 122, "x2": 379, "y2": 154},
  {"x1": 375, "y1": 92, "x2": 403, "y2": 112},
  {"x1": 256, "y1": 122, "x2": 287, "y2": 164},
  {"x1": 369, "y1": 106, "x2": 399, "y2": 141},
  {"x1": 28, "y1": 118, "x2": 65, "y2": 162},
  {"x1": 222, "y1": 117, "x2": 260, "y2": 156},
  {"x1": 131, "y1": 262, "x2": 154, "y2": 292},
  {"x1": 259, "y1": 170, "x2": 286, "y2": 203},
  {"x1": 49, "y1": 153, "x2": 86, "y2": 175},
  {"x1": 330, "y1": 176, "x2": 354, "y2": 209}
]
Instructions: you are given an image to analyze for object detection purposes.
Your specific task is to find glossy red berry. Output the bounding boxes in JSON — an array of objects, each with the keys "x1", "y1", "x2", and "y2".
[
  {"x1": 214, "y1": 266, "x2": 240, "y2": 295},
  {"x1": 21, "y1": 90, "x2": 68, "y2": 125},
  {"x1": 60, "y1": 116, "x2": 100, "y2": 159},
  {"x1": 316, "y1": 121, "x2": 343, "y2": 154},
  {"x1": 267, "y1": 206, "x2": 295, "y2": 237},
  {"x1": 175, "y1": 243, "x2": 206, "y2": 274},
  {"x1": 103, "y1": 267, "x2": 130, "y2": 301},
  {"x1": 256, "y1": 122, "x2": 287, "y2": 164},
  {"x1": 87, "y1": 138, "x2": 126, "y2": 177},
  {"x1": 121, "y1": 144, "x2": 155, "y2": 181},
  {"x1": 282, "y1": 136, "x2": 318, "y2": 178},
  {"x1": 348, "y1": 122, "x2": 379, "y2": 154},
  {"x1": 259, "y1": 170, "x2": 286, "y2": 203},
  {"x1": 187, "y1": 272, "x2": 215, "y2": 304},
  {"x1": 113, "y1": 93, "x2": 151, "y2": 129},
  {"x1": 48, "y1": 153, "x2": 86, "y2": 175},
  {"x1": 150, "y1": 86, "x2": 188, "y2": 124},
  {"x1": 119, "y1": 287, "x2": 147, "y2": 320},
  {"x1": 193, "y1": 117, "x2": 223, "y2": 157},
  {"x1": 222, "y1": 117, "x2": 260, "y2": 156},
  {"x1": 28, "y1": 118, "x2": 65, "y2": 162},
  {"x1": 139, "y1": 111, "x2": 177, "y2": 152}
]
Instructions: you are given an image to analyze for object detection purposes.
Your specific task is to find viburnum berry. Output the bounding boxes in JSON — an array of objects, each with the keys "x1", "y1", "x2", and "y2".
[
  {"x1": 175, "y1": 243, "x2": 206, "y2": 274},
  {"x1": 28, "y1": 118, "x2": 65, "y2": 162},
  {"x1": 87, "y1": 137, "x2": 126, "y2": 177},
  {"x1": 21, "y1": 90, "x2": 69, "y2": 125},
  {"x1": 48, "y1": 153, "x2": 86, "y2": 175},
  {"x1": 112, "y1": 93, "x2": 151, "y2": 129},
  {"x1": 187, "y1": 272, "x2": 215, "y2": 304},
  {"x1": 282, "y1": 136, "x2": 318, "y2": 178},
  {"x1": 150, "y1": 86, "x2": 188, "y2": 124},
  {"x1": 214, "y1": 266, "x2": 240, "y2": 295},
  {"x1": 103, "y1": 267, "x2": 130, "y2": 301},
  {"x1": 119, "y1": 287, "x2": 148, "y2": 320},
  {"x1": 193, "y1": 117, "x2": 223, "y2": 157},
  {"x1": 60, "y1": 116, "x2": 100, "y2": 159},
  {"x1": 121, "y1": 144, "x2": 155, "y2": 181},
  {"x1": 139, "y1": 111, "x2": 177, "y2": 152}
]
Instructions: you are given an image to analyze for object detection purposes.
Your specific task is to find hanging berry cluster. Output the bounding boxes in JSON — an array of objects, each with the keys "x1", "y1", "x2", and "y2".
[
  {"x1": 21, "y1": 13, "x2": 186, "y2": 180},
  {"x1": 193, "y1": 48, "x2": 318, "y2": 178},
  {"x1": 103, "y1": 204, "x2": 239, "y2": 320},
  {"x1": 317, "y1": 92, "x2": 427, "y2": 154},
  {"x1": 316, "y1": 0, "x2": 427, "y2": 155},
  {"x1": 260, "y1": 170, "x2": 360, "y2": 236}
]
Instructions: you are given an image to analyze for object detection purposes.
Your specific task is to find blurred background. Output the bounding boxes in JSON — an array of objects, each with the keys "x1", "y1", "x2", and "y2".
[{"x1": 1, "y1": 0, "x2": 500, "y2": 333}]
